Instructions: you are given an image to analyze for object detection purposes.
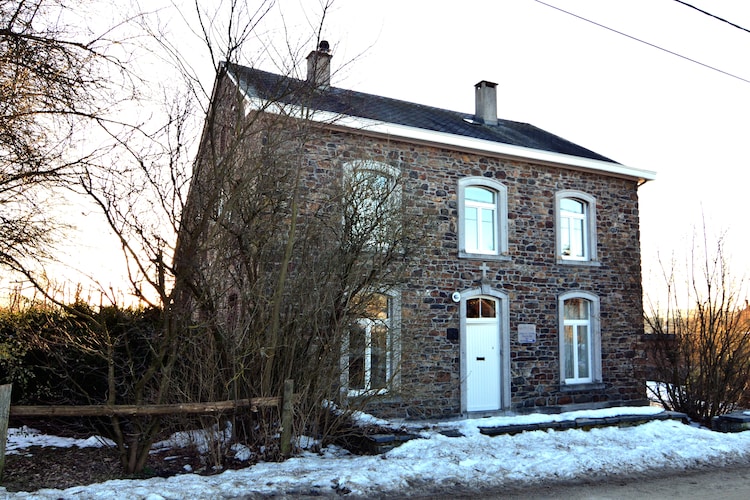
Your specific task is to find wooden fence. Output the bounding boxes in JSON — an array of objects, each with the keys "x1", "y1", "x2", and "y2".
[{"x1": 0, "y1": 380, "x2": 295, "y2": 480}]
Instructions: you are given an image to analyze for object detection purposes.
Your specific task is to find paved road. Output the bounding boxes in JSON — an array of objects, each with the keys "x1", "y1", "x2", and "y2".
[{"x1": 413, "y1": 462, "x2": 750, "y2": 499}]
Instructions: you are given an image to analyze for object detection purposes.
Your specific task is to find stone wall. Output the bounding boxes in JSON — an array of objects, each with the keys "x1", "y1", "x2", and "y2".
[{"x1": 301, "y1": 128, "x2": 648, "y2": 418}]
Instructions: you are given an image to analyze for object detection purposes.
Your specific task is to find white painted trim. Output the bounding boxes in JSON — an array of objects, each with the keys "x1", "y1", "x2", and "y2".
[
  {"x1": 341, "y1": 289, "x2": 402, "y2": 397},
  {"x1": 558, "y1": 291, "x2": 602, "y2": 386},
  {"x1": 458, "y1": 177, "x2": 509, "y2": 258},
  {"x1": 555, "y1": 190, "x2": 598, "y2": 263},
  {"x1": 332, "y1": 115, "x2": 655, "y2": 182}
]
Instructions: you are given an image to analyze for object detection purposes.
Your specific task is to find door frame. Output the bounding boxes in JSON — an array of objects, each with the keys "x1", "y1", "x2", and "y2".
[{"x1": 459, "y1": 286, "x2": 511, "y2": 413}]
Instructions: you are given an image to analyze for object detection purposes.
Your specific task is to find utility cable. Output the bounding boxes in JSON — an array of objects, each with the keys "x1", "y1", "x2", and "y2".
[
  {"x1": 673, "y1": 0, "x2": 750, "y2": 35},
  {"x1": 533, "y1": 0, "x2": 750, "y2": 85}
]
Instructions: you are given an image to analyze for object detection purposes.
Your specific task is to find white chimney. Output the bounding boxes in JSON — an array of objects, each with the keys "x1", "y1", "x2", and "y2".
[
  {"x1": 474, "y1": 80, "x2": 498, "y2": 126},
  {"x1": 306, "y1": 40, "x2": 331, "y2": 88}
]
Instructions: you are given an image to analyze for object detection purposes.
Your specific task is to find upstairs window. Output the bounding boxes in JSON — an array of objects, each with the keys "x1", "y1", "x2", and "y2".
[
  {"x1": 458, "y1": 178, "x2": 508, "y2": 259},
  {"x1": 556, "y1": 191, "x2": 597, "y2": 262},
  {"x1": 343, "y1": 161, "x2": 401, "y2": 250},
  {"x1": 560, "y1": 198, "x2": 587, "y2": 259},
  {"x1": 465, "y1": 187, "x2": 497, "y2": 253}
]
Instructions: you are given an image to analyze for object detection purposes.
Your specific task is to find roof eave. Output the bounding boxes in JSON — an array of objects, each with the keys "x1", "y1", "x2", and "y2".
[{"x1": 323, "y1": 113, "x2": 656, "y2": 183}]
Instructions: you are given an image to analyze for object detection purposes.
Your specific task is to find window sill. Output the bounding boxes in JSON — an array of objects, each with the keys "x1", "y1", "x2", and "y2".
[
  {"x1": 459, "y1": 251, "x2": 511, "y2": 262},
  {"x1": 557, "y1": 259, "x2": 601, "y2": 267},
  {"x1": 347, "y1": 388, "x2": 390, "y2": 398},
  {"x1": 346, "y1": 389, "x2": 403, "y2": 405},
  {"x1": 560, "y1": 382, "x2": 605, "y2": 392}
]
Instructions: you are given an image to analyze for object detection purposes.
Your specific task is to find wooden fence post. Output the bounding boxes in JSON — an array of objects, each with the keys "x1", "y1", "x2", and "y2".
[
  {"x1": 280, "y1": 379, "x2": 294, "y2": 457},
  {"x1": 0, "y1": 384, "x2": 12, "y2": 481}
]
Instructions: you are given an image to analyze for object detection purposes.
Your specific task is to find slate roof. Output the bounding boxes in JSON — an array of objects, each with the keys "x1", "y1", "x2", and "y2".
[{"x1": 226, "y1": 63, "x2": 617, "y2": 164}]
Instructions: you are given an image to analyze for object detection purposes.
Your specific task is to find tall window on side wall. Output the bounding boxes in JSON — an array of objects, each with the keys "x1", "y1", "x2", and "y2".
[
  {"x1": 343, "y1": 160, "x2": 401, "y2": 250},
  {"x1": 559, "y1": 292, "x2": 601, "y2": 385},
  {"x1": 556, "y1": 190, "x2": 597, "y2": 262},
  {"x1": 345, "y1": 292, "x2": 400, "y2": 394},
  {"x1": 458, "y1": 178, "x2": 508, "y2": 259}
]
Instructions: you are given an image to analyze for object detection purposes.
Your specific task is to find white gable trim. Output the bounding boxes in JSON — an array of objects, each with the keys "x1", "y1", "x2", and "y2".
[
  {"x1": 327, "y1": 114, "x2": 656, "y2": 183},
  {"x1": 230, "y1": 72, "x2": 656, "y2": 182}
]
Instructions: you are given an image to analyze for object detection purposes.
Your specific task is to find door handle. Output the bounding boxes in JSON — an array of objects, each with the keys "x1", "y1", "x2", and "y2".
[{"x1": 476, "y1": 357, "x2": 485, "y2": 361}]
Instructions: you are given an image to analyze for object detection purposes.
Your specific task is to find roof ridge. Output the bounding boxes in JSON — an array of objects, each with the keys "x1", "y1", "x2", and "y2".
[
  {"x1": 225, "y1": 62, "x2": 618, "y2": 164},
  {"x1": 226, "y1": 61, "x2": 536, "y2": 129}
]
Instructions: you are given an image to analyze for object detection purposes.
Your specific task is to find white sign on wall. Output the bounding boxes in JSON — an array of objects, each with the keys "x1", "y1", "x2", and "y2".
[{"x1": 518, "y1": 323, "x2": 536, "y2": 344}]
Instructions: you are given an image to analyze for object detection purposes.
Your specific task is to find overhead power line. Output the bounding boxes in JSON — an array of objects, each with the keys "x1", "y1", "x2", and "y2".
[
  {"x1": 533, "y1": 0, "x2": 750, "y2": 85},
  {"x1": 673, "y1": 0, "x2": 750, "y2": 35}
]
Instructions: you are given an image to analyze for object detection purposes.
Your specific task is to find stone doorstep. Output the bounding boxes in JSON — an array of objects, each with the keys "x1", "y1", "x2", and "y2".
[
  {"x1": 478, "y1": 411, "x2": 688, "y2": 437},
  {"x1": 353, "y1": 432, "x2": 423, "y2": 454},
  {"x1": 712, "y1": 411, "x2": 750, "y2": 433},
  {"x1": 350, "y1": 411, "x2": 690, "y2": 454}
]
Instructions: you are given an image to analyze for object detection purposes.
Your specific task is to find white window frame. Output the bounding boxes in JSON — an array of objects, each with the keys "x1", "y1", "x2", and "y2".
[
  {"x1": 555, "y1": 190, "x2": 597, "y2": 263},
  {"x1": 342, "y1": 290, "x2": 401, "y2": 396},
  {"x1": 558, "y1": 291, "x2": 602, "y2": 385},
  {"x1": 458, "y1": 177, "x2": 508, "y2": 260}
]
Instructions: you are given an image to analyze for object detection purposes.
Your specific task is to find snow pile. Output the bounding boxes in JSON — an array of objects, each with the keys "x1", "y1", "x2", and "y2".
[
  {"x1": 150, "y1": 422, "x2": 234, "y2": 455},
  {"x1": 5, "y1": 426, "x2": 114, "y2": 455},
  {"x1": 4, "y1": 407, "x2": 750, "y2": 498},
  {"x1": 440, "y1": 404, "x2": 665, "y2": 437}
]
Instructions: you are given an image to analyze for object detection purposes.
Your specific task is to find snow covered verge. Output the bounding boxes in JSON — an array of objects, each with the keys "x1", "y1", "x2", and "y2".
[{"x1": 4, "y1": 406, "x2": 750, "y2": 499}]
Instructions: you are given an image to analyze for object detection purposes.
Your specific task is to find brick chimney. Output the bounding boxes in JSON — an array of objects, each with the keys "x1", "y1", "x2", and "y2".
[
  {"x1": 306, "y1": 40, "x2": 331, "y2": 88},
  {"x1": 474, "y1": 80, "x2": 498, "y2": 126}
]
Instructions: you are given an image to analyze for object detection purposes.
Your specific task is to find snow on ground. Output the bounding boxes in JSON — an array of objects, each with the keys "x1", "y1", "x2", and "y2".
[
  {"x1": 5, "y1": 427, "x2": 115, "y2": 453},
  {"x1": 5, "y1": 406, "x2": 750, "y2": 499}
]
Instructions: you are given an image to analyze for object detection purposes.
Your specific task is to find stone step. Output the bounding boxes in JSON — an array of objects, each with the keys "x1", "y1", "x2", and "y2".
[
  {"x1": 712, "y1": 411, "x2": 750, "y2": 432},
  {"x1": 337, "y1": 432, "x2": 422, "y2": 455},
  {"x1": 478, "y1": 411, "x2": 688, "y2": 436}
]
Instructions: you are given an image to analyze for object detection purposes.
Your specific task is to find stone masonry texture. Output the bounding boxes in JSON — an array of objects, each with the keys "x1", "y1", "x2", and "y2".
[{"x1": 301, "y1": 128, "x2": 647, "y2": 419}]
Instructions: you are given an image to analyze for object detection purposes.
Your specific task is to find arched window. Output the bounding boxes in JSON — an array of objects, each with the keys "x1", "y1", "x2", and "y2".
[
  {"x1": 558, "y1": 291, "x2": 601, "y2": 385},
  {"x1": 466, "y1": 297, "x2": 497, "y2": 319},
  {"x1": 555, "y1": 190, "x2": 597, "y2": 262},
  {"x1": 458, "y1": 177, "x2": 508, "y2": 259},
  {"x1": 343, "y1": 161, "x2": 401, "y2": 249}
]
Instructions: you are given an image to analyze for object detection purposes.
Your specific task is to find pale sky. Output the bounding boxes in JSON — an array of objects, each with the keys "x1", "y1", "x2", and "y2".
[{"x1": 25, "y1": 0, "x2": 750, "y2": 305}]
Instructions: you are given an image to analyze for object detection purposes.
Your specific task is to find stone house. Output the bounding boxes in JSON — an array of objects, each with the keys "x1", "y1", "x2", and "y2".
[{"x1": 179, "y1": 43, "x2": 656, "y2": 419}]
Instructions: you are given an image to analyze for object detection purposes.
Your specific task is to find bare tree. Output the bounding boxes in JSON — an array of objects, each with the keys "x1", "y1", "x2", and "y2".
[
  {"x1": 63, "y1": 0, "x2": 413, "y2": 468},
  {"x1": 0, "y1": 0, "x2": 132, "y2": 277},
  {"x1": 173, "y1": 123, "x2": 416, "y2": 451},
  {"x1": 0, "y1": 2, "x2": 172, "y2": 471},
  {"x1": 3, "y1": 0, "x2": 415, "y2": 470},
  {"x1": 157, "y1": 0, "x2": 424, "y2": 454},
  {"x1": 644, "y1": 227, "x2": 750, "y2": 425}
]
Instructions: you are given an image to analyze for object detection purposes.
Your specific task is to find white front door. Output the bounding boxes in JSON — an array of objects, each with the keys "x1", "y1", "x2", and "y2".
[{"x1": 465, "y1": 297, "x2": 501, "y2": 412}]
